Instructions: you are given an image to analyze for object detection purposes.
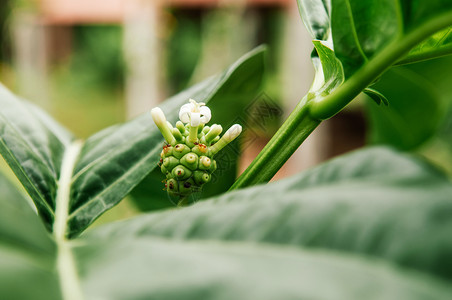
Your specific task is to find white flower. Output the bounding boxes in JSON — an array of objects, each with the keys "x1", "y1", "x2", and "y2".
[{"x1": 179, "y1": 99, "x2": 211, "y2": 126}]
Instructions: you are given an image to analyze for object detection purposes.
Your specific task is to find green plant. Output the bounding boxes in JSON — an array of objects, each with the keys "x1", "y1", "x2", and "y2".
[{"x1": 1, "y1": 1, "x2": 452, "y2": 299}]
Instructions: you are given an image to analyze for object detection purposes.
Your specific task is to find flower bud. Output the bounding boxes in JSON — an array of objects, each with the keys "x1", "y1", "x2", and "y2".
[
  {"x1": 180, "y1": 153, "x2": 199, "y2": 171},
  {"x1": 151, "y1": 107, "x2": 176, "y2": 145},
  {"x1": 172, "y1": 144, "x2": 190, "y2": 159},
  {"x1": 210, "y1": 124, "x2": 242, "y2": 155}
]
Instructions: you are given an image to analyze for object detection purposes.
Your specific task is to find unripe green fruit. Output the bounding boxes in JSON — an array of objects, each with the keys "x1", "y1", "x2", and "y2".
[
  {"x1": 172, "y1": 165, "x2": 192, "y2": 180},
  {"x1": 193, "y1": 171, "x2": 211, "y2": 185},
  {"x1": 160, "y1": 143, "x2": 217, "y2": 200}
]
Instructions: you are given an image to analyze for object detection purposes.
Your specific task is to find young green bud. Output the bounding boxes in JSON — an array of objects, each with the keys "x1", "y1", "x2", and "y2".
[
  {"x1": 210, "y1": 124, "x2": 242, "y2": 155},
  {"x1": 176, "y1": 121, "x2": 186, "y2": 134},
  {"x1": 172, "y1": 165, "x2": 192, "y2": 180},
  {"x1": 162, "y1": 156, "x2": 179, "y2": 171},
  {"x1": 180, "y1": 152, "x2": 199, "y2": 171},
  {"x1": 172, "y1": 128, "x2": 184, "y2": 142},
  {"x1": 205, "y1": 124, "x2": 223, "y2": 144},
  {"x1": 194, "y1": 171, "x2": 211, "y2": 185},
  {"x1": 151, "y1": 107, "x2": 176, "y2": 145},
  {"x1": 172, "y1": 144, "x2": 190, "y2": 159},
  {"x1": 199, "y1": 156, "x2": 211, "y2": 170},
  {"x1": 192, "y1": 144, "x2": 209, "y2": 156}
]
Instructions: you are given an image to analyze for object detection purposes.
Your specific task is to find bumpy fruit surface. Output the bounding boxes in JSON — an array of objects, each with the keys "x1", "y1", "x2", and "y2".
[{"x1": 160, "y1": 142, "x2": 217, "y2": 199}]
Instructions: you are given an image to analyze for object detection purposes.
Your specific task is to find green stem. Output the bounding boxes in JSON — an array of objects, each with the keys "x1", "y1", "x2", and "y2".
[
  {"x1": 230, "y1": 10, "x2": 452, "y2": 190},
  {"x1": 230, "y1": 96, "x2": 320, "y2": 190},
  {"x1": 188, "y1": 125, "x2": 199, "y2": 144}
]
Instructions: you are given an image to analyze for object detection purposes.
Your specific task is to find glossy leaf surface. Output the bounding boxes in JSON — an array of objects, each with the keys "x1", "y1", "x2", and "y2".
[
  {"x1": 0, "y1": 172, "x2": 60, "y2": 300},
  {"x1": 2, "y1": 147, "x2": 452, "y2": 299},
  {"x1": 74, "y1": 237, "x2": 452, "y2": 300},
  {"x1": 0, "y1": 84, "x2": 74, "y2": 230},
  {"x1": 90, "y1": 147, "x2": 452, "y2": 280},
  {"x1": 365, "y1": 67, "x2": 442, "y2": 150},
  {"x1": 398, "y1": 26, "x2": 452, "y2": 65}
]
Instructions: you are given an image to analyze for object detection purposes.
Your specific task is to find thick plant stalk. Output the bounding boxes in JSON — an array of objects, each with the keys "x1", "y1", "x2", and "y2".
[{"x1": 230, "y1": 96, "x2": 320, "y2": 190}]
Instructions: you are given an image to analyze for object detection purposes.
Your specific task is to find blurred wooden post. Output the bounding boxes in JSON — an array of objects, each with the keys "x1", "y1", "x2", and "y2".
[
  {"x1": 11, "y1": 12, "x2": 50, "y2": 108},
  {"x1": 189, "y1": 0, "x2": 256, "y2": 84},
  {"x1": 123, "y1": 0, "x2": 161, "y2": 119}
]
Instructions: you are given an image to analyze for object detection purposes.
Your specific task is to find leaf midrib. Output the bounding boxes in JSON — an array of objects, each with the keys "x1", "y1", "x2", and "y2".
[{"x1": 67, "y1": 145, "x2": 161, "y2": 220}]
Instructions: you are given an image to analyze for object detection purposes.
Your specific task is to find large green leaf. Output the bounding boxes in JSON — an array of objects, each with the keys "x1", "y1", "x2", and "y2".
[
  {"x1": 330, "y1": 0, "x2": 452, "y2": 77},
  {"x1": 365, "y1": 53, "x2": 452, "y2": 150},
  {"x1": 74, "y1": 237, "x2": 452, "y2": 300},
  {"x1": 397, "y1": 26, "x2": 452, "y2": 65},
  {"x1": 89, "y1": 147, "x2": 452, "y2": 280},
  {"x1": 365, "y1": 67, "x2": 443, "y2": 149},
  {"x1": 0, "y1": 86, "x2": 74, "y2": 230},
  {"x1": 0, "y1": 172, "x2": 61, "y2": 300},
  {"x1": 0, "y1": 47, "x2": 266, "y2": 238},
  {"x1": 297, "y1": 0, "x2": 331, "y2": 41},
  {"x1": 2, "y1": 146, "x2": 452, "y2": 299}
]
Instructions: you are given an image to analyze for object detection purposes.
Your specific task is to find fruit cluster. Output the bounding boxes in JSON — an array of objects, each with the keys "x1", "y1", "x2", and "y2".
[{"x1": 151, "y1": 99, "x2": 242, "y2": 204}]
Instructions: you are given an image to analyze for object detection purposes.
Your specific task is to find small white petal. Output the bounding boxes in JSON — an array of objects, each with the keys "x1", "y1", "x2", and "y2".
[
  {"x1": 179, "y1": 105, "x2": 191, "y2": 123},
  {"x1": 199, "y1": 106, "x2": 211, "y2": 124},
  {"x1": 190, "y1": 112, "x2": 201, "y2": 127},
  {"x1": 224, "y1": 124, "x2": 242, "y2": 142},
  {"x1": 151, "y1": 107, "x2": 167, "y2": 126}
]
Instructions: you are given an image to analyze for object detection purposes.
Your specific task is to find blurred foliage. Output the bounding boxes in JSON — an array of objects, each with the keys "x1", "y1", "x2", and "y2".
[
  {"x1": 0, "y1": 0, "x2": 11, "y2": 62},
  {"x1": 70, "y1": 25, "x2": 125, "y2": 90},
  {"x1": 365, "y1": 55, "x2": 452, "y2": 175},
  {"x1": 48, "y1": 26, "x2": 125, "y2": 138},
  {"x1": 166, "y1": 9, "x2": 202, "y2": 94}
]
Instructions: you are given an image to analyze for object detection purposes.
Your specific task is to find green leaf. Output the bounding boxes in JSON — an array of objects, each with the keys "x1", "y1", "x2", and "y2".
[
  {"x1": 90, "y1": 147, "x2": 452, "y2": 280},
  {"x1": 2, "y1": 146, "x2": 452, "y2": 299},
  {"x1": 74, "y1": 237, "x2": 452, "y2": 300},
  {"x1": 363, "y1": 88, "x2": 389, "y2": 106},
  {"x1": 330, "y1": 0, "x2": 452, "y2": 77},
  {"x1": 0, "y1": 85, "x2": 74, "y2": 230},
  {"x1": 297, "y1": 0, "x2": 331, "y2": 40},
  {"x1": 310, "y1": 40, "x2": 344, "y2": 97},
  {"x1": 331, "y1": 0, "x2": 402, "y2": 77},
  {"x1": 365, "y1": 67, "x2": 442, "y2": 150},
  {"x1": 0, "y1": 172, "x2": 61, "y2": 300},
  {"x1": 398, "y1": 26, "x2": 452, "y2": 65}
]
